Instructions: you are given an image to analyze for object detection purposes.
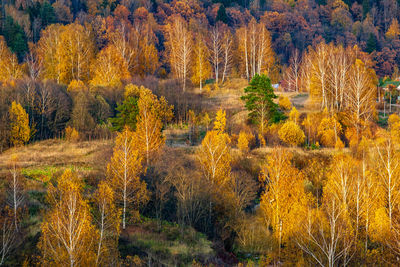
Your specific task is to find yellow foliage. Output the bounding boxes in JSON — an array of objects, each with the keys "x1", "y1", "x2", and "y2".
[
  {"x1": 39, "y1": 169, "x2": 98, "y2": 266},
  {"x1": 36, "y1": 23, "x2": 95, "y2": 84},
  {"x1": 386, "y1": 18, "x2": 400, "y2": 39},
  {"x1": 302, "y1": 112, "x2": 322, "y2": 145},
  {"x1": 390, "y1": 122, "x2": 400, "y2": 145},
  {"x1": 90, "y1": 45, "x2": 131, "y2": 87},
  {"x1": 259, "y1": 133, "x2": 266, "y2": 147},
  {"x1": 9, "y1": 101, "x2": 31, "y2": 146},
  {"x1": 134, "y1": 87, "x2": 173, "y2": 165},
  {"x1": 370, "y1": 207, "x2": 391, "y2": 243},
  {"x1": 260, "y1": 148, "x2": 309, "y2": 243},
  {"x1": 345, "y1": 127, "x2": 358, "y2": 149},
  {"x1": 0, "y1": 36, "x2": 24, "y2": 82},
  {"x1": 204, "y1": 84, "x2": 211, "y2": 94},
  {"x1": 65, "y1": 126, "x2": 80, "y2": 142},
  {"x1": 67, "y1": 79, "x2": 87, "y2": 92},
  {"x1": 191, "y1": 36, "x2": 211, "y2": 90},
  {"x1": 237, "y1": 131, "x2": 250, "y2": 153},
  {"x1": 107, "y1": 127, "x2": 149, "y2": 228},
  {"x1": 94, "y1": 181, "x2": 121, "y2": 265},
  {"x1": 200, "y1": 112, "x2": 212, "y2": 130},
  {"x1": 289, "y1": 107, "x2": 300, "y2": 124},
  {"x1": 388, "y1": 114, "x2": 400, "y2": 144},
  {"x1": 58, "y1": 23, "x2": 95, "y2": 84},
  {"x1": 213, "y1": 109, "x2": 227, "y2": 134},
  {"x1": 317, "y1": 115, "x2": 342, "y2": 147},
  {"x1": 197, "y1": 130, "x2": 231, "y2": 185},
  {"x1": 335, "y1": 138, "x2": 345, "y2": 149},
  {"x1": 388, "y1": 113, "x2": 400, "y2": 127},
  {"x1": 278, "y1": 96, "x2": 292, "y2": 110},
  {"x1": 278, "y1": 121, "x2": 305, "y2": 147},
  {"x1": 124, "y1": 84, "x2": 141, "y2": 99}
]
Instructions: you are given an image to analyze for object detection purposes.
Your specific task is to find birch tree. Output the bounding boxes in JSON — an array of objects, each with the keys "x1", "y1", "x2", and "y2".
[
  {"x1": 0, "y1": 207, "x2": 16, "y2": 266},
  {"x1": 236, "y1": 19, "x2": 274, "y2": 80},
  {"x1": 134, "y1": 87, "x2": 173, "y2": 166},
  {"x1": 285, "y1": 49, "x2": 301, "y2": 92},
  {"x1": 221, "y1": 28, "x2": 233, "y2": 84},
  {"x1": 209, "y1": 24, "x2": 223, "y2": 85},
  {"x1": 346, "y1": 59, "x2": 377, "y2": 139},
  {"x1": 192, "y1": 34, "x2": 211, "y2": 91},
  {"x1": 107, "y1": 127, "x2": 148, "y2": 229},
  {"x1": 39, "y1": 169, "x2": 98, "y2": 266},
  {"x1": 165, "y1": 16, "x2": 192, "y2": 91},
  {"x1": 93, "y1": 181, "x2": 121, "y2": 266},
  {"x1": 374, "y1": 137, "x2": 400, "y2": 228},
  {"x1": 260, "y1": 147, "x2": 308, "y2": 258},
  {"x1": 6, "y1": 155, "x2": 24, "y2": 232},
  {"x1": 197, "y1": 110, "x2": 231, "y2": 186}
]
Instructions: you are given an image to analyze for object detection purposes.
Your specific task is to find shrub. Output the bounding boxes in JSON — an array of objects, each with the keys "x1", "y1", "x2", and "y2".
[
  {"x1": 289, "y1": 107, "x2": 300, "y2": 123},
  {"x1": 238, "y1": 131, "x2": 250, "y2": 153},
  {"x1": 65, "y1": 126, "x2": 80, "y2": 142},
  {"x1": 317, "y1": 116, "x2": 342, "y2": 147},
  {"x1": 258, "y1": 133, "x2": 266, "y2": 147},
  {"x1": 311, "y1": 142, "x2": 320, "y2": 150},
  {"x1": 388, "y1": 113, "x2": 400, "y2": 127},
  {"x1": 278, "y1": 121, "x2": 305, "y2": 146}
]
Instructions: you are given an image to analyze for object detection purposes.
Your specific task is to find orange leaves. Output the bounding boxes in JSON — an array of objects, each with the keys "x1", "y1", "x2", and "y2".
[
  {"x1": 260, "y1": 147, "x2": 308, "y2": 243},
  {"x1": 9, "y1": 101, "x2": 31, "y2": 147},
  {"x1": 317, "y1": 112, "x2": 343, "y2": 147},
  {"x1": 107, "y1": 23, "x2": 159, "y2": 77},
  {"x1": 237, "y1": 131, "x2": 250, "y2": 153}
]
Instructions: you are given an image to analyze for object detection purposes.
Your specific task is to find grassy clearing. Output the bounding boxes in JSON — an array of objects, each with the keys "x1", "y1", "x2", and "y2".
[
  {"x1": 0, "y1": 139, "x2": 113, "y2": 178},
  {"x1": 22, "y1": 165, "x2": 93, "y2": 183},
  {"x1": 120, "y1": 219, "x2": 214, "y2": 266}
]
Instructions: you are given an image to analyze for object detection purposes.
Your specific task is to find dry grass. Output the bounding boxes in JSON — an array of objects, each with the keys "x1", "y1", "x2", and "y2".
[
  {"x1": 275, "y1": 91, "x2": 311, "y2": 112},
  {"x1": 200, "y1": 78, "x2": 248, "y2": 113},
  {"x1": 0, "y1": 139, "x2": 113, "y2": 179}
]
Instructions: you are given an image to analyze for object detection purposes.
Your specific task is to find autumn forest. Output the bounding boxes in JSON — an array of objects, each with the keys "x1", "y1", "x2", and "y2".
[{"x1": 2, "y1": 0, "x2": 400, "y2": 265}]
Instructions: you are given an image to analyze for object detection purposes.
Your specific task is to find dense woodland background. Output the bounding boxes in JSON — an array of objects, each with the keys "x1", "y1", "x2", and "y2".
[
  {"x1": 1, "y1": 0, "x2": 400, "y2": 147},
  {"x1": 2, "y1": 0, "x2": 400, "y2": 266}
]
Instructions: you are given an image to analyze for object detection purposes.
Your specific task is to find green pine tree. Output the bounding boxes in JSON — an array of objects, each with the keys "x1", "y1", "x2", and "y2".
[
  {"x1": 110, "y1": 97, "x2": 139, "y2": 132},
  {"x1": 366, "y1": 33, "x2": 377, "y2": 53},
  {"x1": 2, "y1": 16, "x2": 28, "y2": 60},
  {"x1": 216, "y1": 4, "x2": 229, "y2": 24},
  {"x1": 241, "y1": 74, "x2": 285, "y2": 134}
]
